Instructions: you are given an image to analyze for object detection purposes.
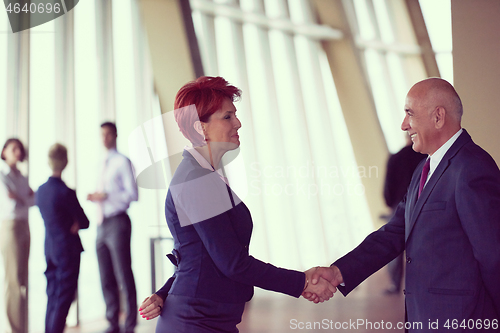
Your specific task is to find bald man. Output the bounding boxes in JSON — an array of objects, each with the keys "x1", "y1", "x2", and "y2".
[{"x1": 307, "y1": 78, "x2": 500, "y2": 332}]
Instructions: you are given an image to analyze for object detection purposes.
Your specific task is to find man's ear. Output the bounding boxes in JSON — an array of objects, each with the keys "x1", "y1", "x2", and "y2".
[
  {"x1": 434, "y1": 106, "x2": 446, "y2": 129},
  {"x1": 193, "y1": 121, "x2": 204, "y2": 136}
]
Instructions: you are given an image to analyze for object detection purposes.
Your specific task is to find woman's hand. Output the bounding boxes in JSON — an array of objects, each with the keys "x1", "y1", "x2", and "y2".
[
  {"x1": 303, "y1": 277, "x2": 336, "y2": 303},
  {"x1": 302, "y1": 267, "x2": 337, "y2": 303},
  {"x1": 138, "y1": 294, "x2": 164, "y2": 320}
]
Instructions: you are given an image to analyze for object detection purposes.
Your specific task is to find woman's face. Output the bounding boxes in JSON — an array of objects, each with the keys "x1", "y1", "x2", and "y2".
[
  {"x1": 202, "y1": 98, "x2": 241, "y2": 150},
  {"x1": 3, "y1": 142, "x2": 23, "y2": 165}
]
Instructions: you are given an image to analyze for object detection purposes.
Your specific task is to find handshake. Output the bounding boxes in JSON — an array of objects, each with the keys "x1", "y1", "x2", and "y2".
[{"x1": 301, "y1": 265, "x2": 343, "y2": 303}]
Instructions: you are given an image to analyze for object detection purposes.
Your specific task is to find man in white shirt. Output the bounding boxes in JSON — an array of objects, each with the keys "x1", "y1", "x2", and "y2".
[
  {"x1": 307, "y1": 78, "x2": 500, "y2": 332},
  {"x1": 88, "y1": 122, "x2": 139, "y2": 333}
]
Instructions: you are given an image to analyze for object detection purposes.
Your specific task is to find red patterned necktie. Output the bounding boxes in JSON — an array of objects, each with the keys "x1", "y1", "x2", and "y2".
[{"x1": 418, "y1": 158, "x2": 431, "y2": 198}]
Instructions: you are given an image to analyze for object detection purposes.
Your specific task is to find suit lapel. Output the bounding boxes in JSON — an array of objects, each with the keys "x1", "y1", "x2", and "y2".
[{"x1": 405, "y1": 129, "x2": 472, "y2": 241}]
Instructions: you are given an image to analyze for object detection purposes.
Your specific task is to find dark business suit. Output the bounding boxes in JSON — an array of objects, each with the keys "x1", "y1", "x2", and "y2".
[
  {"x1": 335, "y1": 130, "x2": 500, "y2": 332},
  {"x1": 36, "y1": 177, "x2": 89, "y2": 333},
  {"x1": 155, "y1": 150, "x2": 305, "y2": 333}
]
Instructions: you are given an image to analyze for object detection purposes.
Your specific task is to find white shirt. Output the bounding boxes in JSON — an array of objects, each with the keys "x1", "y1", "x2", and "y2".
[
  {"x1": 0, "y1": 161, "x2": 35, "y2": 221},
  {"x1": 99, "y1": 149, "x2": 138, "y2": 218},
  {"x1": 423, "y1": 128, "x2": 463, "y2": 187}
]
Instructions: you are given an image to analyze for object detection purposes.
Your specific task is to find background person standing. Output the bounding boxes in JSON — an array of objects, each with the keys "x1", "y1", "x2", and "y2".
[
  {"x1": 87, "y1": 122, "x2": 139, "y2": 333},
  {"x1": 0, "y1": 138, "x2": 34, "y2": 333},
  {"x1": 36, "y1": 143, "x2": 89, "y2": 333}
]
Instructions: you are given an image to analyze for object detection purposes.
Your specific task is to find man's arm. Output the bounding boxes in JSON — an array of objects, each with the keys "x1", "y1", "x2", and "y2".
[
  {"x1": 116, "y1": 158, "x2": 138, "y2": 204},
  {"x1": 456, "y1": 155, "x2": 500, "y2": 314},
  {"x1": 310, "y1": 196, "x2": 406, "y2": 296},
  {"x1": 69, "y1": 189, "x2": 89, "y2": 230}
]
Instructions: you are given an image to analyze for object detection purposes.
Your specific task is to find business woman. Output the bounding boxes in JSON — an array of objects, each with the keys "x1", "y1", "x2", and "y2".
[
  {"x1": 0, "y1": 138, "x2": 34, "y2": 333},
  {"x1": 36, "y1": 143, "x2": 89, "y2": 333},
  {"x1": 138, "y1": 76, "x2": 335, "y2": 333}
]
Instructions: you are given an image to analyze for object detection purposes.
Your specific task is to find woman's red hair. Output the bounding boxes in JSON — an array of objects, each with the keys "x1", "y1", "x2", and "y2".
[{"x1": 174, "y1": 76, "x2": 241, "y2": 146}]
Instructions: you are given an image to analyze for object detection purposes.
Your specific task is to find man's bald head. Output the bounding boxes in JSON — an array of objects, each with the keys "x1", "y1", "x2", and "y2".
[{"x1": 409, "y1": 78, "x2": 463, "y2": 123}]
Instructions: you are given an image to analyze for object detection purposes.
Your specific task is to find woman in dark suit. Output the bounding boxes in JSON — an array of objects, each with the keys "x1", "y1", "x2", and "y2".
[{"x1": 138, "y1": 76, "x2": 335, "y2": 332}]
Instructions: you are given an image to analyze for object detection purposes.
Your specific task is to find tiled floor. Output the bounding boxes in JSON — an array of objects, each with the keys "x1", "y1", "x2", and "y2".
[{"x1": 65, "y1": 269, "x2": 405, "y2": 333}]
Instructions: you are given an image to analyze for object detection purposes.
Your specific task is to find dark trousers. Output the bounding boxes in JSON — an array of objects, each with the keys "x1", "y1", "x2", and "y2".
[
  {"x1": 96, "y1": 213, "x2": 137, "y2": 333},
  {"x1": 45, "y1": 252, "x2": 80, "y2": 333}
]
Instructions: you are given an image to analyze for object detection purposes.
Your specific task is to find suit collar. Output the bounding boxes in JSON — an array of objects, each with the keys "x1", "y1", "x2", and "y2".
[{"x1": 405, "y1": 129, "x2": 472, "y2": 240}]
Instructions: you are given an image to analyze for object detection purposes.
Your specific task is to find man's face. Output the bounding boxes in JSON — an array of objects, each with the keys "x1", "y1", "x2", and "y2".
[
  {"x1": 101, "y1": 126, "x2": 117, "y2": 150},
  {"x1": 401, "y1": 88, "x2": 439, "y2": 155}
]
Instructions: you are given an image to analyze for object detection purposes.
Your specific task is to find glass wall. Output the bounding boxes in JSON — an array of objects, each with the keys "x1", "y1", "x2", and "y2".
[
  {"x1": 0, "y1": 1, "x2": 163, "y2": 330},
  {"x1": 191, "y1": 0, "x2": 373, "y2": 270},
  {"x1": 420, "y1": 0, "x2": 453, "y2": 83}
]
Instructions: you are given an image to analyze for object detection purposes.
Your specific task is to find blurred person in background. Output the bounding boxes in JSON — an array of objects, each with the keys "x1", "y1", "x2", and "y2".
[
  {"x1": 87, "y1": 122, "x2": 138, "y2": 333},
  {"x1": 0, "y1": 138, "x2": 34, "y2": 333},
  {"x1": 36, "y1": 143, "x2": 89, "y2": 333}
]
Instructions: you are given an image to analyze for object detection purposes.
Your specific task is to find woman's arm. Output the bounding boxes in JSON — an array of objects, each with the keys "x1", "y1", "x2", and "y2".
[{"x1": 138, "y1": 275, "x2": 175, "y2": 320}]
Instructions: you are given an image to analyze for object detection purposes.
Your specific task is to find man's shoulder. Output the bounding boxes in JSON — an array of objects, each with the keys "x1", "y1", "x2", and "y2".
[
  {"x1": 109, "y1": 150, "x2": 133, "y2": 168},
  {"x1": 452, "y1": 139, "x2": 500, "y2": 178},
  {"x1": 111, "y1": 150, "x2": 131, "y2": 161},
  {"x1": 39, "y1": 178, "x2": 72, "y2": 193}
]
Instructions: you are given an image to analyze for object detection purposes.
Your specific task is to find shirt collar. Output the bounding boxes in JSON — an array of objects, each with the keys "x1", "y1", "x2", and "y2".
[
  {"x1": 184, "y1": 146, "x2": 229, "y2": 184},
  {"x1": 428, "y1": 128, "x2": 463, "y2": 176},
  {"x1": 106, "y1": 148, "x2": 118, "y2": 159}
]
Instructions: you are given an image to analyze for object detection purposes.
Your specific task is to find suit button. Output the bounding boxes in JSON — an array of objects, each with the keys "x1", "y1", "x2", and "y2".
[
  {"x1": 406, "y1": 257, "x2": 412, "y2": 264},
  {"x1": 403, "y1": 289, "x2": 406, "y2": 295}
]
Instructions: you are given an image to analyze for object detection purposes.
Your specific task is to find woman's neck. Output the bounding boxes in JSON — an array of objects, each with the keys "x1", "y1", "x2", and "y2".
[
  {"x1": 194, "y1": 144, "x2": 225, "y2": 170},
  {"x1": 7, "y1": 162, "x2": 18, "y2": 171}
]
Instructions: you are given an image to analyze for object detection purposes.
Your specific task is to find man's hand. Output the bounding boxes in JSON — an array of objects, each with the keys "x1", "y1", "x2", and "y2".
[
  {"x1": 87, "y1": 192, "x2": 107, "y2": 202},
  {"x1": 138, "y1": 294, "x2": 164, "y2": 320},
  {"x1": 301, "y1": 267, "x2": 337, "y2": 303},
  {"x1": 7, "y1": 190, "x2": 18, "y2": 200},
  {"x1": 302, "y1": 265, "x2": 343, "y2": 303}
]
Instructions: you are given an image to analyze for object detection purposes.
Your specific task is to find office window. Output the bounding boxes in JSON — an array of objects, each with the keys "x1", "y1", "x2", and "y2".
[
  {"x1": 419, "y1": 0, "x2": 453, "y2": 83},
  {"x1": 0, "y1": 0, "x2": 162, "y2": 329},
  {"x1": 190, "y1": 0, "x2": 373, "y2": 268},
  {"x1": 347, "y1": 0, "x2": 426, "y2": 153},
  {"x1": 0, "y1": 12, "x2": 7, "y2": 144}
]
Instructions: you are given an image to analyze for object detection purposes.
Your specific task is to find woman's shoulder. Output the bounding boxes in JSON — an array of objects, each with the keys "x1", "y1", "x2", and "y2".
[{"x1": 170, "y1": 152, "x2": 212, "y2": 186}]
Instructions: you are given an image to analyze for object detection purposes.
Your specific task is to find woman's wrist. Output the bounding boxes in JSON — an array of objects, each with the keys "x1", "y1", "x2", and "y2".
[{"x1": 303, "y1": 275, "x2": 309, "y2": 292}]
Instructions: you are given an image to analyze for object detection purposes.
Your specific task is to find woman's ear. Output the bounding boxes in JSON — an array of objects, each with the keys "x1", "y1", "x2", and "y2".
[{"x1": 193, "y1": 121, "x2": 205, "y2": 137}]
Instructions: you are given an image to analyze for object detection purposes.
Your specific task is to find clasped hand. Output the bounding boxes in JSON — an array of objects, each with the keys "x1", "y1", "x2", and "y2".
[{"x1": 301, "y1": 265, "x2": 343, "y2": 304}]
